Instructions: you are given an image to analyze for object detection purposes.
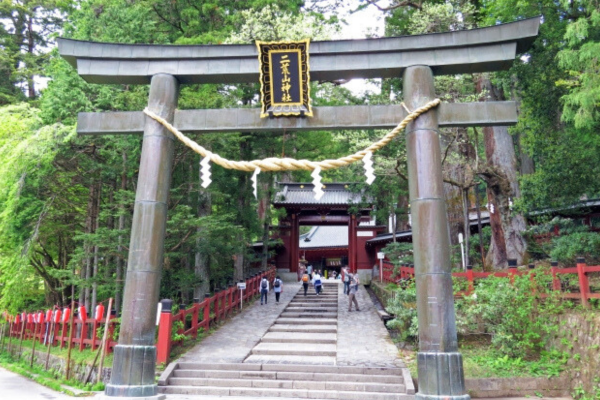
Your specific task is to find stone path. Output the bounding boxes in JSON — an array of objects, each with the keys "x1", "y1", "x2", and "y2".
[
  {"x1": 337, "y1": 282, "x2": 405, "y2": 368},
  {"x1": 178, "y1": 283, "x2": 298, "y2": 364}
]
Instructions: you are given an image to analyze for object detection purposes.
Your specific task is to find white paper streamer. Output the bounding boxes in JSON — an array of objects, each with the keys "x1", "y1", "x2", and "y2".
[
  {"x1": 486, "y1": 203, "x2": 495, "y2": 214},
  {"x1": 251, "y1": 168, "x2": 260, "y2": 199},
  {"x1": 363, "y1": 151, "x2": 376, "y2": 185},
  {"x1": 311, "y1": 167, "x2": 324, "y2": 200},
  {"x1": 200, "y1": 155, "x2": 212, "y2": 188}
]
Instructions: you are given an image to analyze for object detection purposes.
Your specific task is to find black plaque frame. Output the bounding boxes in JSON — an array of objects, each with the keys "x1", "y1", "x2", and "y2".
[{"x1": 256, "y1": 39, "x2": 312, "y2": 118}]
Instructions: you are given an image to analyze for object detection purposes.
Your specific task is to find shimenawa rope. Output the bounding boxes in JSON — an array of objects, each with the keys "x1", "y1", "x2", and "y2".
[{"x1": 143, "y1": 98, "x2": 440, "y2": 172}]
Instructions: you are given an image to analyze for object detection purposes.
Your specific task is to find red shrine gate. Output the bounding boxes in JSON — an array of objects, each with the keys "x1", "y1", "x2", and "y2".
[{"x1": 272, "y1": 183, "x2": 385, "y2": 282}]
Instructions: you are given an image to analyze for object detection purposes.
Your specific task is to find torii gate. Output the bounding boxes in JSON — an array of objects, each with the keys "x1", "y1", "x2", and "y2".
[{"x1": 58, "y1": 17, "x2": 540, "y2": 400}]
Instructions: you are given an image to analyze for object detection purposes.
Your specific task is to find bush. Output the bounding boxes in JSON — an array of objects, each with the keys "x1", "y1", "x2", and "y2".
[
  {"x1": 455, "y1": 273, "x2": 565, "y2": 357},
  {"x1": 389, "y1": 272, "x2": 566, "y2": 357},
  {"x1": 550, "y1": 231, "x2": 600, "y2": 264},
  {"x1": 385, "y1": 280, "x2": 418, "y2": 342}
]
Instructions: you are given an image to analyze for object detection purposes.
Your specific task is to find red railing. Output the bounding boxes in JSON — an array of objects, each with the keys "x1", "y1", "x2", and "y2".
[
  {"x1": 7, "y1": 311, "x2": 118, "y2": 354},
  {"x1": 380, "y1": 258, "x2": 599, "y2": 307},
  {"x1": 3, "y1": 268, "x2": 276, "y2": 364},
  {"x1": 156, "y1": 267, "x2": 276, "y2": 364}
]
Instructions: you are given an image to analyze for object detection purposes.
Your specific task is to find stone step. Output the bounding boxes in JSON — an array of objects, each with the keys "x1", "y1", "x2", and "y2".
[
  {"x1": 275, "y1": 318, "x2": 336, "y2": 325},
  {"x1": 288, "y1": 301, "x2": 338, "y2": 306},
  {"x1": 269, "y1": 324, "x2": 337, "y2": 333},
  {"x1": 243, "y1": 354, "x2": 337, "y2": 366},
  {"x1": 251, "y1": 342, "x2": 337, "y2": 356},
  {"x1": 261, "y1": 331, "x2": 337, "y2": 344},
  {"x1": 285, "y1": 307, "x2": 338, "y2": 312},
  {"x1": 173, "y1": 368, "x2": 403, "y2": 384},
  {"x1": 280, "y1": 312, "x2": 337, "y2": 318},
  {"x1": 167, "y1": 376, "x2": 406, "y2": 393},
  {"x1": 175, "y1": 362, "x2": 406, "y2": 376},
  {"x1": 159, "y1": 385, "x2": 413, "y2": 400}
]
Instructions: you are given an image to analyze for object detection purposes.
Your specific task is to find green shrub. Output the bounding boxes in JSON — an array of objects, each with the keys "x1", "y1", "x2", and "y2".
[
  {"x1": 385, "y1": 280, "x2": 418, "y2": 342},
  {"x1": 550, "y1": 231, "x2": 600, "y2": 264}
]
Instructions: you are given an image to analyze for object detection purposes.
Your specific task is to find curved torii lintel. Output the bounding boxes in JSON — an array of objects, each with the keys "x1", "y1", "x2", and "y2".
[{"x1": 57, "y1": 17, "x2": 540, "y2": 85}]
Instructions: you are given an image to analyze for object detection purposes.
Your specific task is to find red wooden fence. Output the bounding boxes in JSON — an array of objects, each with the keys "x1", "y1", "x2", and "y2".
[
  {"x1": 381, "y1": 258, "x2": 599, "y2": 308},
  {"x1": 156, "y1": 267, "x2": 276, "y2": 364},
  {"x1": 7, "y1": 310, "x2": 118, "y2": 354},
  {"x1": 3, "y1": 268, "x2": 276, "y2": 364}
]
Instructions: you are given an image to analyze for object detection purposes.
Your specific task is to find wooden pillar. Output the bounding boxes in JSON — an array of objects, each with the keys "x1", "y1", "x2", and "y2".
[
  {"x1": 106, "y1": 74, "x2": 179, "y2": 398},
  {"x1": 404, "y1": 66, "x2": 468, "y2": 400},
  {"x1": 290, "y1": 213, "x2": 299, "y2": 273},
  {"x1": 348, "y1": 215, "x2": 357, "y2": 273}
]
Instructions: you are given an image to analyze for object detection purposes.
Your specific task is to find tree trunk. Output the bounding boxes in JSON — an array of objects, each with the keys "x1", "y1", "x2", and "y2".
[
  {"x1": 91, "y1": 180, "x2": 102, "y2": 314},
  {"x1": 479, "y1": 74, "x2": 528, "y2": 268},
  {"x1": 115, "y1": 151, "x2": 127, "y2": 315},
  {"x1": 193, "y1": 166, "x2": 211, "y2": 300}
]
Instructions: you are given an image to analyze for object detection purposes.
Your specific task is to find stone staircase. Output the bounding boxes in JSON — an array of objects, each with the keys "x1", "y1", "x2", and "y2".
[
  {"x1": 245, "y1": 281, "x2": 339, "y2": 365},
  {"x1": 158, "y1": 281, "x2": 415, "y2": 399},
  {"x1": 159, "y1": 362, "x2": 412, "y2": 400}
]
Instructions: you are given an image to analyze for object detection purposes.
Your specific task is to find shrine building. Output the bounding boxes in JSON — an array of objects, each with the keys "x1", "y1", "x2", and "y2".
[{"x1": 271, "y1": 182, "x2": 386, "y2": 283}]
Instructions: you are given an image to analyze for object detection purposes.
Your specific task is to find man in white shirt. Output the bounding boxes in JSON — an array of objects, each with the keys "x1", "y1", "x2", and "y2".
[{"x1": 260, "y1": 277, "x2": 269, "y2": 305}]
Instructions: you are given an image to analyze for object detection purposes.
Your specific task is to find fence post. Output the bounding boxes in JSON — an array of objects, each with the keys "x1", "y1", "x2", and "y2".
[
  {"x1": 192, "y1": 298, "x2": 200, "y2": 338},
  {"x1": 508, "y1": 259, "x2": 517, "y2": 284},
  {"x1": 203, "y1": 294, "x2": 211, "y2": 331},
  {"x1": 466, "y1": 265, "x2": 474, "y2": 294},
  {"x1": 528, "y1": 264, "x2": 536, "y2": 295},
  {"x1": 551, "y1": 261, "x2": 560, "y2": 291},
  {"x1": 576, "y1": 257, "x2": 590, "y2": 308},
  {"x1": 156, "y1": 299, "x2": 174, "y2": 365}
]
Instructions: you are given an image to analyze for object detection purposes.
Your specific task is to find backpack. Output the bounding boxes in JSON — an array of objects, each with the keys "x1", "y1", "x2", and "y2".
[
  {"x1": 261, "y1": 279, "x2": 267, "y2": 289},
  {"x1": 274, "y1": 279, "x2": 281, "y2": 288},
  {"x1": 302, "y1": 274, "x2": 309, "y2": 282}
]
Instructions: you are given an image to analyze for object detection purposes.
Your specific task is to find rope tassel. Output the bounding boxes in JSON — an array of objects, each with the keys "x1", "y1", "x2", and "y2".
[
  {"x1": 363, "y1": 151, "x2": 375, "y2": 185},
  {"x1": 311, "y1": 167, "x2": 324, "y2": 200},
  {"x1": 200, "y1": 155, "x2": 212, "y2": 188},
  {"x1": 251, "y1": 168, "x2": 260, "y2": 199}
]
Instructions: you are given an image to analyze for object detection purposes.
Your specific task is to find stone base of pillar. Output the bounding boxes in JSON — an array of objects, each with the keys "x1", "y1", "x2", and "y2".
[
  {"x1": 416, "y1": 352, "x2": 469, "y2": 400},
  {"x1": 416, "y1": 394, "x2": 471, "y2": 400},
  {"x1": 98, "y1": 395, "x2": 165, "y2": 400},
  {"x1": 105, "y1": 345, "x2": 157, "y2": 397}
]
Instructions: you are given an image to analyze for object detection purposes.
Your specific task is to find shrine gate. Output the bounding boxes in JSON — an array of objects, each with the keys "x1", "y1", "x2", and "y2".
[{"x1": 57, "y1": 16, "x2": 540, "y2": 400}]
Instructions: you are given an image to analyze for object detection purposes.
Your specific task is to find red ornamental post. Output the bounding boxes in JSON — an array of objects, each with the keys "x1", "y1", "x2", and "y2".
[
  {"x1": 466, "y1": 265, "x2": 474, "y2": 295},
  {"x1": 551, "y1": 261, "x2": 561, "y2": 291},
  {"x1": 156, "y1": 299, "x2": 174, "y2": 365},
  {"x1": 60, "y1": 308, "x2": 69, "y2": 349},
  {"x1": 78, "y1": 306, "x2": 88, "y2": 352},
  {"x1": 576, "y1": 257, "x2": 590, "y2": 308}
]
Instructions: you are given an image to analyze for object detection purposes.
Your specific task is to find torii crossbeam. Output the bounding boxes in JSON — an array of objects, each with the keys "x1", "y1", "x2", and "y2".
[{"x1": 57, "y1": 16, "x2": 540, "y2": 400}]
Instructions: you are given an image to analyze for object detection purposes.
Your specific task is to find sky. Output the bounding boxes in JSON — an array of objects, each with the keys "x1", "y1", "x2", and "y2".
[{"x1": 329, "y1": 1, "x2": 390, "y2": 96}]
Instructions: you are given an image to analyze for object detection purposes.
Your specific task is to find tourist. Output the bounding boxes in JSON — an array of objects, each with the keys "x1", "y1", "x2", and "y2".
[
  {"x1": 343, "y1": 266, "x2": 351, "y2": 295},
  {"x1": 273, "y1": 276, "x2": 283, "y2": 303},
  {"x1": 260, "y1": 276, "x2": 269, "y2": 305},
  {"x1": 348, "y1": 274, "x2": 360, "y2": 312},
  {"x1": 301, "y1": 270, "x2": 310, "y2": 296},
  {"x1": 313, "y1": 271, "x2": 322, "y2": 295}
]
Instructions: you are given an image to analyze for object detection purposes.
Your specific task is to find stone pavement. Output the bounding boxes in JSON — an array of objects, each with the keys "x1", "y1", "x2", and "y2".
[
  {"x1": 337, "y1": 281, "x2": 405, "y2": 368},
  {"x1": 177, "y1": 283, "x2": 299, "y2": 364}
]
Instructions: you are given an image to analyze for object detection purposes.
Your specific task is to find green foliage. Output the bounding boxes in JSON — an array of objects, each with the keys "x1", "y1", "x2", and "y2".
[
  {"x1": 455, "y1": 274, "x2": 566, "y2": 357},
  {"x1": 381, "y1": 242, "x2": 413, "y2": 265},
  {"x1": 572, "y1": 379, "x2": 600, "y2": 400},
  {"x1": 550, "y1": 232, "x2": 600, "y2": 264},
  {"x1": 385, "y1": 280, "x2": 418, "y2": 342}
]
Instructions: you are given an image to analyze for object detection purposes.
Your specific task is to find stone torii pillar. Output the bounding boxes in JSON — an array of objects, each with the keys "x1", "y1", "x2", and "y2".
[
  {"x1": 105, "y1": 74, "x2": 178, "y2": 399},
  {"x1": 404, "y1": 66, "x2": 467, "y2": 400}
]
